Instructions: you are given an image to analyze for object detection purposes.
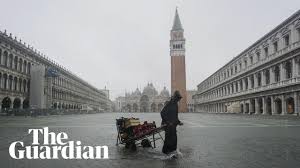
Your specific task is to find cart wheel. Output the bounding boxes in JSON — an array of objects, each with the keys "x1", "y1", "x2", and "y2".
[{"x1": 141, "y1": 139, "x2": 152, "y2": 148}]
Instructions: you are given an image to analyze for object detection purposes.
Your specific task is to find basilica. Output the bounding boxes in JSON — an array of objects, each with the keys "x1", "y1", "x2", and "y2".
[{"x1": 115, "y1": 83, "x2": 170, "y2": 112}]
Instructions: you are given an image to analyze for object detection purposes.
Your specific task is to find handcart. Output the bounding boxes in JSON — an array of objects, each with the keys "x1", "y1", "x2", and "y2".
[{"x1": 116, "y1": 117, "x2": 165, "y2": 150}]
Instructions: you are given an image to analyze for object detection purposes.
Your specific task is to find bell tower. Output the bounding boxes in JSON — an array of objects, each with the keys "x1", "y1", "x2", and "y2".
[{"x1": 170, "y1": 8, "x2": 187, "y2": 112}]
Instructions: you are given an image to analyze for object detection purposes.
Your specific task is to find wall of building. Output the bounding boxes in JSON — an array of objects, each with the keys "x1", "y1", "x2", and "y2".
[
  {"x1": 193, "y1": 10, "x2": 300, "y2": 115},
  {"x1": 0, "y1": 30, "x2": 109, "y2": 112}
]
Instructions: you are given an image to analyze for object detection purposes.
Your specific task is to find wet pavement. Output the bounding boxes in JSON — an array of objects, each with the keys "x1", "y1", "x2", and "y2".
[{"x1": 1, "y1": 112, "x2": 300, "y2": 168}]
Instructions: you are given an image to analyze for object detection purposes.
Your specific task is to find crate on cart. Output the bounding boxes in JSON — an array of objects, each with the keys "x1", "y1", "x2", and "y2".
[{"x1": 116, "y1": 117, "x2": 165, "y2": 150}]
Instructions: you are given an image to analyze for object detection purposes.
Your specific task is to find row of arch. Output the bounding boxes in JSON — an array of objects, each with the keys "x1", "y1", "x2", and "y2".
[
  {"x1": 197, "y1": 93, "x2": 297, "y2": 115},
  {"x1": 0, "y1": 49, "x2": 31, "y2": 74},
  {"x1": 1, "y1": 97, "x2": 29, "y2": 109},
  {"x1": 198, "y1": 59, "x2": 297, "y2": 101},
  {"x1": 0, "y1": 72, "x2": 29, "y2": 92},
  {"x1": 52, "y1": 102, "x2": 82, "y2": 109},
  {"x1": 123, "y1": 102, "x2": 165, "y2": 112},
  {"x1": 240, "y1": 96, "x2": 295, "y2": 115}
]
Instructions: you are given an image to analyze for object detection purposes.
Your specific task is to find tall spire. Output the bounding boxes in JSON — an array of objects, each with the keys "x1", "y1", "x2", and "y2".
[{"x1": 172, "y1": 8, "x2": 183, "y2": 31}]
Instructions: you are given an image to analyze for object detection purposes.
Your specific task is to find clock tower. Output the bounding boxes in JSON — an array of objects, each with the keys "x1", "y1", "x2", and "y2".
[{"x1": 170, "y1": 8, "x2": 187, "y2": 112}]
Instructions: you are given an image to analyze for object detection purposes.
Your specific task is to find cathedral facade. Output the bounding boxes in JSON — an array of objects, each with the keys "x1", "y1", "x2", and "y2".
[{"x1": 115, "y1": 83, "x2": 170, "y2": 112}]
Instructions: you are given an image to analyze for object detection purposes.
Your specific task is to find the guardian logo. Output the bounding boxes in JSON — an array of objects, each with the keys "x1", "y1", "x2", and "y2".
[{"x1": 9, "y1": 127, "x2": 109, "y2": 159}]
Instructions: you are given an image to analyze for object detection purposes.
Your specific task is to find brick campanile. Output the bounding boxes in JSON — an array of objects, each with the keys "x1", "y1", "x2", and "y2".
[{"x1": 170, "y1": 8, "x2": 187, "y2": 112}]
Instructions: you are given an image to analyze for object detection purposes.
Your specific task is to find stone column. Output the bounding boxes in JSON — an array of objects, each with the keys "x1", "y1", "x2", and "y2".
[
  {"x1": 293, "y1": 57, "x2": 299, "y2": 78},
  {"x1": 262, "y1": 97, "x2": 267, "y2": 115},
  {"x1": 270, "y1": 67, "x2": 275, "y2": 83},
  {"x1": 280, "y1": 63, "x2": 285, "y2": 81},
  {"x1": 255, "y1": 98, "x2": 259, "y2": 114},
  {"x1": 294, "y1": 92, "x2": 299, "y2": 115},
  {"x1": 262, "y1": 71, "x2": 266, "y2": 86},
  {"x1": 243, "y1": 101, "x2": 246, "y2": 114},
  {"x1": 249, "y1": 100, "x2": 254, "y2": 114},
  {"x1": 271, "y1": 96, "x2": 276, "y2": 115},
  {"x1": 242, "y1": 78, "x2": 246, "y2": 90},
  {"x1": 248, "y1": 76, "x2": 251, "y2": 89},
  {"x1": 254, "y1": 74, "x2": 258, "y2": 88},
  {"x1": 281, "y1": 95, "x2": 287, "y2": 115}
]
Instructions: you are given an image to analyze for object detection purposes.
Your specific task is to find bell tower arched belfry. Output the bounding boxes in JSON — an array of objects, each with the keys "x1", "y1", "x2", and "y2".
[{"x1": 170, "y1": 8, "x2": 187, "y2": 112}]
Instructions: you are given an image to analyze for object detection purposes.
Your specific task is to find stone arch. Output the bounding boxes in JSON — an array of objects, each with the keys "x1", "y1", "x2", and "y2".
[
  {"x1": 13, "y1": 98, "x2": 21, "y2": 109},
  {"x1": 266, "y1": 97, "x2": 272, "y2": 115},
  {"x1": 285, "y1": 61, "x2": 292, "y2": 79},
  {"x1": 3, "y1": 51, "x2": 8, "y2": 66},
  {"x1": 3, "y1": 73, "x2": 7, "y2": 89},
  {"x1": 250, "y1": 99, "x2": 255, "y2": 114},
  {"x1": 53, "y1": 102, "x2": 58, "y2": 109},
  {"x1": 245, "y1": 103, "x2": 249, "y2": 113},
  {"x1": 19, "y1": 78, "x2": 22, "y2": 92},
  {"x1": 240, "y1": 103, "x2": 244, "y2": 113},
  {"x1": 158, "y1": 103, "x2": 164, "y2": 112},
  {"x1": 275, "y1": 98, "x2": 282, "y2": 114},
  {"x1": 9, "y1": 54, "x2": 13, "y2": 68},
  {"x1": 13, "y1": 77, "x2": 18, "y2": 91},
  {"x1": 19, "y1": 58, "x2": 23, "y2": 72},
  {"x1": 274, "y1": 65, "x2": 280, "y2": 82},
  {"x1": 23, "y1": 60, "x2": 27, "y2": 73},
  {"x1": 2, "y1": 97, "x2": 11, "y2": 109},
  {"x1": 27, "y1": 63, "x2": 31, "y2": 74},
  {"x1": 258, "y1": 98, "x2": 263, "y2": 114},
  {"x1": 8, "y1": 75, "x2": 13, "y2": 90},
  {"x1": 133, "y1": 103, "x2": 138, "y2": 112},
  {"x1": 286, "y1": 97, "x2": 295, "y2": 114},
  {"x1": 140, "y1": 95, "x2": 149, "y2": 112},
  {"x1": 151, "y1": 103, "x2": 156, "y2": 112},
  {"x1": 27, "y1": 80, "x2": 30, "y2": 93},
  {"x1": 23, "y1": 79, "x2": 27, "y2": 92},
  {"x1": 126, "y1": 104, "x2": 131, "y2": 112},
  {"x1": 23, "y1": 98, "x2": 29, "y2": 109},
  {"x1": 14, "y1": 56, "x2": 18, "y2": 70}
]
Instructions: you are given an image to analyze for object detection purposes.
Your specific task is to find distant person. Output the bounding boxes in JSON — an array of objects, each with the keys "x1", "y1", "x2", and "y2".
[{"x1": 160, "y1": 90, "x2": 183, "y2": 155}]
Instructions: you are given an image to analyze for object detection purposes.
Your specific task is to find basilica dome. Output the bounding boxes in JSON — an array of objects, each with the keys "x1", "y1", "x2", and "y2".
[
  {"x1": 160, "y1": 86, "x2": 170, "y2": 97},
  {"x1": 142, "y1": 83, "x2": 158, "y2": 96}
]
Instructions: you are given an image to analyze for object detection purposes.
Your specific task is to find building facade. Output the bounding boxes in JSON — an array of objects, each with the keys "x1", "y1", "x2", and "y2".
[
  {"x1": 170, "y1": 8, "x2": 187, "y2": 112},
  {"x1": 193, "y1": 10, "x2": 300, "y2": 115},
  {"x1": 0, "y1": 30, "x2": 109, "y2": 112},
  {"x1": 187, "y1": 90, "x2": 196, "y2": 112},
  {"x1": 115, "y1": 83, "x2": 170, "y2": 112}
]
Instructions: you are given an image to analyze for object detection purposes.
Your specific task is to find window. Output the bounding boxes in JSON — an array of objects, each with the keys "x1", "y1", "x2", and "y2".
[
  {"x1": 256, "y1": 52, "x2": 260, "y2": 62},
  {"x1": 264, "y1": 47, "x2": 268, "y2": 57},
  {"x1": 274, "y1": 66, "x2": 280, "y2": 82},
  {"x1": 235, "y1": 66, "x2": 237, "y2": 73},
  {"x1": 297, "y1": 28, "x2": 300, "y2": 41},
  {"x1": 239, "y1": 63, "x2": 242, "y2": 71},
  {"x1": 244, "y1": 60, "x2": 247, "y2": 68},
  {"x1": 257, "y1": 73, "x2": 261, "y2": 87},
  {"x1": 273, "y1": 41, "x2": 278, "y2": 52},
  {"x1": 284, "y1": 35, "x2": 290, "y2": 47},
  {"x1": 265, "y1": 69, "x2": 270, "y2": 84},
  {"x1": 250, "y1": 56, "x2": 253, "y2": 64}
]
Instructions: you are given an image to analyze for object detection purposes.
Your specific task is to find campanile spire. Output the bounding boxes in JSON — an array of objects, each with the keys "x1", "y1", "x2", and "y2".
[{"x1": 170, "y1": 8, "x2": 187, "y2": 112}]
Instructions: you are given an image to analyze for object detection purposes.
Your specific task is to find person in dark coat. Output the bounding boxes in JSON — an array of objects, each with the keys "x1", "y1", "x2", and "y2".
[{"x1": 160, "y1": 90, "x2": 183, "y2": 154}]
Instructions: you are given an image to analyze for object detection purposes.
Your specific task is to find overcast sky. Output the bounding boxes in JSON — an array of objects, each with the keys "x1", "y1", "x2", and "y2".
[{"x1": 0, "y1": 0, "x2": 299, "y2": 100}]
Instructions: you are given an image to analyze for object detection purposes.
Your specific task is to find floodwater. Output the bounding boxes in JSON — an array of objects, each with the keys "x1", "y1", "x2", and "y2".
[{"x1": 1, "y1": 113, "x2": 300, "y2": 168}]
